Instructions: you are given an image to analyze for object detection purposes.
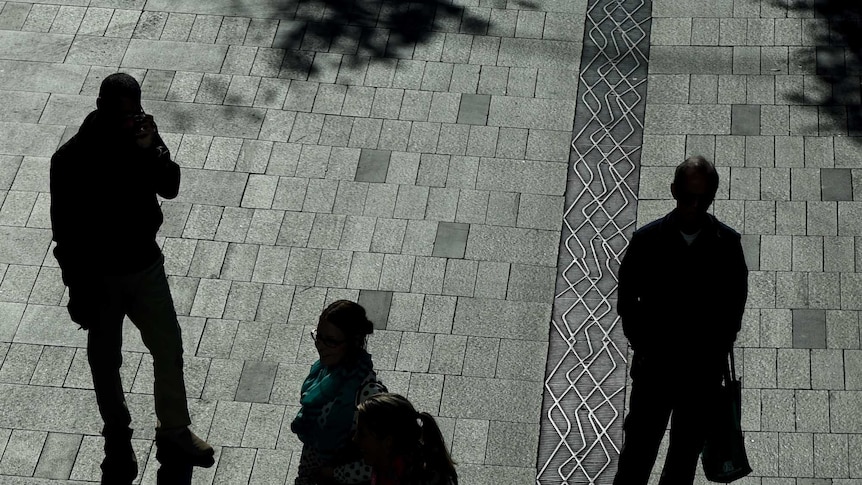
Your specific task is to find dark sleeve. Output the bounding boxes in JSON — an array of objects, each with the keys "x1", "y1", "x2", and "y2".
[
  {"x1": 49, "y1": 149, "x2": 80, "y2": 285},
  {"x1": 722, "y1": 234, "x2": 749, "y2": 347},
  {"x1": 150, "y1": 133, "x2": 180, "y2": 199},
  {"x1": 617, "y1": 231, "x2": 647, "y2": 351}
]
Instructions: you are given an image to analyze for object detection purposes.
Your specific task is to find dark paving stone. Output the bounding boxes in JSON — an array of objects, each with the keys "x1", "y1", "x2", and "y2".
[
  {"x1": 821, "y1": 168, "x2": 853, "y2": 201},
  {"x1": 432, "y1": 222, "x2": 469, "y2": 258},
  {"x1": 792, "y1": 309, "x2": 826, "y2": 349},
  {"x1": 731, "y1": 104, "x2": 761, "y2": 136},
  {"x1": 457, "y1": 94, "x2": 491, "y2": 125},
  {"x1": 235, "y1": 361, "x2": 278, "y2": 403},
  {"x1": 358, "y1": 290, "x2": 393, "y2": 330},
  {"x1": 355, "y1": 149, "x2": 391, "y2": 183},
  {"x1": 740, "y1": 234, "x2": 760, "y2": 271}
]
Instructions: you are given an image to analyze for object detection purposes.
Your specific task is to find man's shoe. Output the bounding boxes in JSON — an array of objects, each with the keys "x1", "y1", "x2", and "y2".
[
  {"x1": 155, "y1": 426, "x2": 215, "y2": 468},
  {"x1": 101, "y1": 427, "x2": 138, "y2": 485}
]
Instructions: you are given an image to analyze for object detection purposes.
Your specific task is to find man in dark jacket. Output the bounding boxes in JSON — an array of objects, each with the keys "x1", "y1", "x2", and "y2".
[
  {"x1": 612, "y1": 156, "x2": 748, "y2": 485},
  {"x1": 50, "y1": 73, "x2": 214, "y2": 484}
]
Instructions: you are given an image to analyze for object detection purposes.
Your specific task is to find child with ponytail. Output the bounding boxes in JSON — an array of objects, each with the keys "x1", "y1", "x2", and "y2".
[{"x1": 354, "y1": 393, "x2": 458, "y2": 485}]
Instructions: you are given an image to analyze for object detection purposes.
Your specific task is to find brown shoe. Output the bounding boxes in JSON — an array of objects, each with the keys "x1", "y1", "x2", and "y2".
[{"x1": 155, "y1": 426, "x2": 215, "y2": 468}]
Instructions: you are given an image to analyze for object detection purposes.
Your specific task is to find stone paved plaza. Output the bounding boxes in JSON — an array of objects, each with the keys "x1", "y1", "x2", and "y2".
[{"x1": 0, "y1": 0, "x2": 860, "y2": 484}]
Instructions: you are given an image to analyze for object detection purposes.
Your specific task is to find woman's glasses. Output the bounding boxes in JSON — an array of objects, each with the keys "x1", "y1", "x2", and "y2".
[{"x1": 310, "y1": 329, "x2": 346, "y2": 348}]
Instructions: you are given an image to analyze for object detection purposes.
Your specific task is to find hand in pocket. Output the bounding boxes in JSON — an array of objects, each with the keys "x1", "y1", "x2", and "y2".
[{"x1": 67, "y1": 284, "x2": 102, "y2": 330}]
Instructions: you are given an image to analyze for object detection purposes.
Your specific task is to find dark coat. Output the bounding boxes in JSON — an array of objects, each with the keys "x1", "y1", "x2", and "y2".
[
  {"x1": 617, "y1": 209, "x2": 748, "y2": 369},
  {"x1": 49, "y1": 110, "x2": 180, "y2": 285}
]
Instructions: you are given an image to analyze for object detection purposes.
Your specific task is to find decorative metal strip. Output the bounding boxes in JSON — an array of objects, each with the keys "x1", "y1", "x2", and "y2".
[{"x1": 538, "y1": 1, "x2": 652, "y2": 484}]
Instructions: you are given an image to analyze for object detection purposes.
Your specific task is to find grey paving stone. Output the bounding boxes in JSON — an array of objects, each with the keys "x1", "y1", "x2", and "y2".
[
  {"x1": 132, "y1": 10, "x2": 168, "y2": 40},
  {"x1": 451, "y1": 418, "x2": 489, "y2": 464},
  {"x1": 760, "y1": 235, "x2": 791, "y2": 271},
  {"x1": 476, "y1": 158, "x2": 566, "y2": 196},
  {"x1": 650, "y1": 46, "x2": 732, "y2": 74},
  {"x1": 760, "y1": 308, "x2": 791, "y2": 348},
  {"x1": 647, "y1": 74, "x2": 689, "y2": 105},
  {"x1": 222, "y1": 282, "x2": 263, "y2": 322},
  {"x1": 410, "y1": 256, "x2": 446, "y2": 295},
  {"x1": 122, "y1": 39, "x2": 228, "y2": 72},
  {"x1": 370, "y1": 218, "x2": 407, "y2": 253},
  {"x1": 445, "y1": 155, "x2": 479, "y2": 190},
  {"x1": 208, "y1": 400, "x2": 251, "y2": 447},
  {"x1": 212, "y1": 446, "x2": 255, "y2": 485},
  {"x1": 219, "y1": 244, "x2": 258, "y2": 283},
  {"x1": 778, "y1": 431, "x2": 813, "y2": 477},
  {"x1": 347, "y1": 252, "x2": 383, "y2": 290},
  {"x1": 813, "y1": 432, "x2": 848, "y2": 477},
  {"x1": 454, "y1": 189, "x2": 488, "y2": 224},
  {"x1": 29, "y1": 345, "x2": 74, "y2": 388},
  {"x1": 159, "y1": 12, "x2": 194, "y2": 41},
  {"x1": 453, "y1": 298, "x2": 550, "y2": 342},
  {"x1": 432, "y1": 222, "x2": 469, "y2": 259},
  {"x1": 201, "y1": 357, "x2": 242, "y2": 402},
  {"x1": 400, "y1": 220, "x2": 437, "y2": 257},
  {"x1": 240, "y1": 403, "x2": 284, "y2": 450},
  {"x1": 429, "y1": 333, "x2": 467, "y2": 375},
  {"x1": 485, "y1": 421, "x2": 539, "y2": 468},
  {"x1": 301, "y1": 178, "x2": 337, "y2": 213},
  {"x1": 811, "y1": 348, "x2": 844, "y2": 390},
  {"x1": 441, "y1": 375, "x2": 542, "y2": 422},
  {"x1": 376, "y1": 253, "x2": 414, "y2": 293},
  {"x1": 416, "y1": 295, "x2": 456, "y2": 334},
  {"x1": 406, "y1": 372, "x2": 444, "y2": 417},
  {"x1": 0, "y1": 428, "x2": 45, "y2": 476},
  {"x1": 761, "y1": 389, "x2": 795, "y2": 432},
  {"x1": 395, "y1": 331, "x2": 434, "y2": 372},
  {"x1": 743, "y1": 347, "x2": 776, "y2": 388},
  {"x1": 32, "y1": 431, "x2": 82, "y2": 480},
  {"x1": 250, "y1": 245, "x2": 290, "y2": 284},
  {"x1": 506, "y1": 264, "x2": 555, "y2": 304},
  {"x1": 435, "y1": 123, "x2": 468, "y2": 156},
  {"x1": 831, "y1": 391, "x2": 862, "y2": 432},
  {"x1": 777, "y1": 348, "x2": 810, "y2": 389},
  {"x1": 808, "y1": 201, "x2": 837, "y2": 236}
]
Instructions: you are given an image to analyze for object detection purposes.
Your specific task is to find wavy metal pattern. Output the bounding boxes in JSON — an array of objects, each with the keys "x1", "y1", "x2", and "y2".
[{"x1": 538, "y1": 0, "x2": 652, "y2": 483}]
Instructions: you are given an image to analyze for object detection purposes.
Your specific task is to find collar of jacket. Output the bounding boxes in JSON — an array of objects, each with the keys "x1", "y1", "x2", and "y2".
[{"x1": 659, "y1": 208, "x2": 723, "y2": 241}]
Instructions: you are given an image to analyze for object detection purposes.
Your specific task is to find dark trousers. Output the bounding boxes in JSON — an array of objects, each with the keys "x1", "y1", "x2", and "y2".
[
  {"x1": 73, "y1": 255, "x2": 191, "y2": 432},
  {"x1": 613, "y1": 354, "x2": 721, "y2": 485}
]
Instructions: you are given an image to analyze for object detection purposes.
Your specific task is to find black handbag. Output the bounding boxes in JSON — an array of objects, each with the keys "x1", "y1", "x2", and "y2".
[{"x1": 701, "y1": 350, "x2": 753, "y2": 483}]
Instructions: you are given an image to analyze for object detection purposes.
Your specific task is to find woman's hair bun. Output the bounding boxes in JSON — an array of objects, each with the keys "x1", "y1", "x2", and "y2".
[{"x1": 321, "y1": 300, "x2": 374, "y2": 337}]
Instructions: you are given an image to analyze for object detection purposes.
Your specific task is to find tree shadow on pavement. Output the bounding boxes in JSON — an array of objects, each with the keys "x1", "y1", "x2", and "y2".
[
  {"x1": 777, "y1": 0, "x2": 862, "y2": 141},
  {"x1": 233, "y1": 0, "x2": 490, "y2": 79}
]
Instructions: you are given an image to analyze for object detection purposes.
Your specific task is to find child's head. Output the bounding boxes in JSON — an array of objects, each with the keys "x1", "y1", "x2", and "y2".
[{"x1": 354, "y1": 393, "x2": 457, "y2": 482}]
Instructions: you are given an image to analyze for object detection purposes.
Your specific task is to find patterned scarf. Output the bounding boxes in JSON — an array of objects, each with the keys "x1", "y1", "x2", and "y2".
[{"x1": 291, "y1": 349, "x2": 374, "y2": 455}]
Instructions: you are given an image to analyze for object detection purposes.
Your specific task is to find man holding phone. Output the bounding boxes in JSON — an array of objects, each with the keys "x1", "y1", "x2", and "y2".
[{"x1": 49, "y1": 73, "x2": 213, "y2": 484}]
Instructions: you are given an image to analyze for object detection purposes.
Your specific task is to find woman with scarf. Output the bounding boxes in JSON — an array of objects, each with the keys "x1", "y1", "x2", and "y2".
[
  {"x1": 291, "y1": 300, "x2": 387, "y2": 485},
  {"x1": 354, "y1": 393, "x2": 458, "y2": 485}
]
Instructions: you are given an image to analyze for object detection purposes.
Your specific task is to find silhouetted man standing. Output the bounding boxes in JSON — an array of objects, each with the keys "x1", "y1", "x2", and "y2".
[
  {"x1": 50, "y1": 73, "x2": 213, "y2": 485},
  {"x1": 613, "y1": 156, "x2": 748, "y2": 485}
]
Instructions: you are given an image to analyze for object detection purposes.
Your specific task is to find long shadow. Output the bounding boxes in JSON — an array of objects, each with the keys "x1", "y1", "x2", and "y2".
[{"x1": 776, "y1": 0, "x2": 862, "y2": 141}]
